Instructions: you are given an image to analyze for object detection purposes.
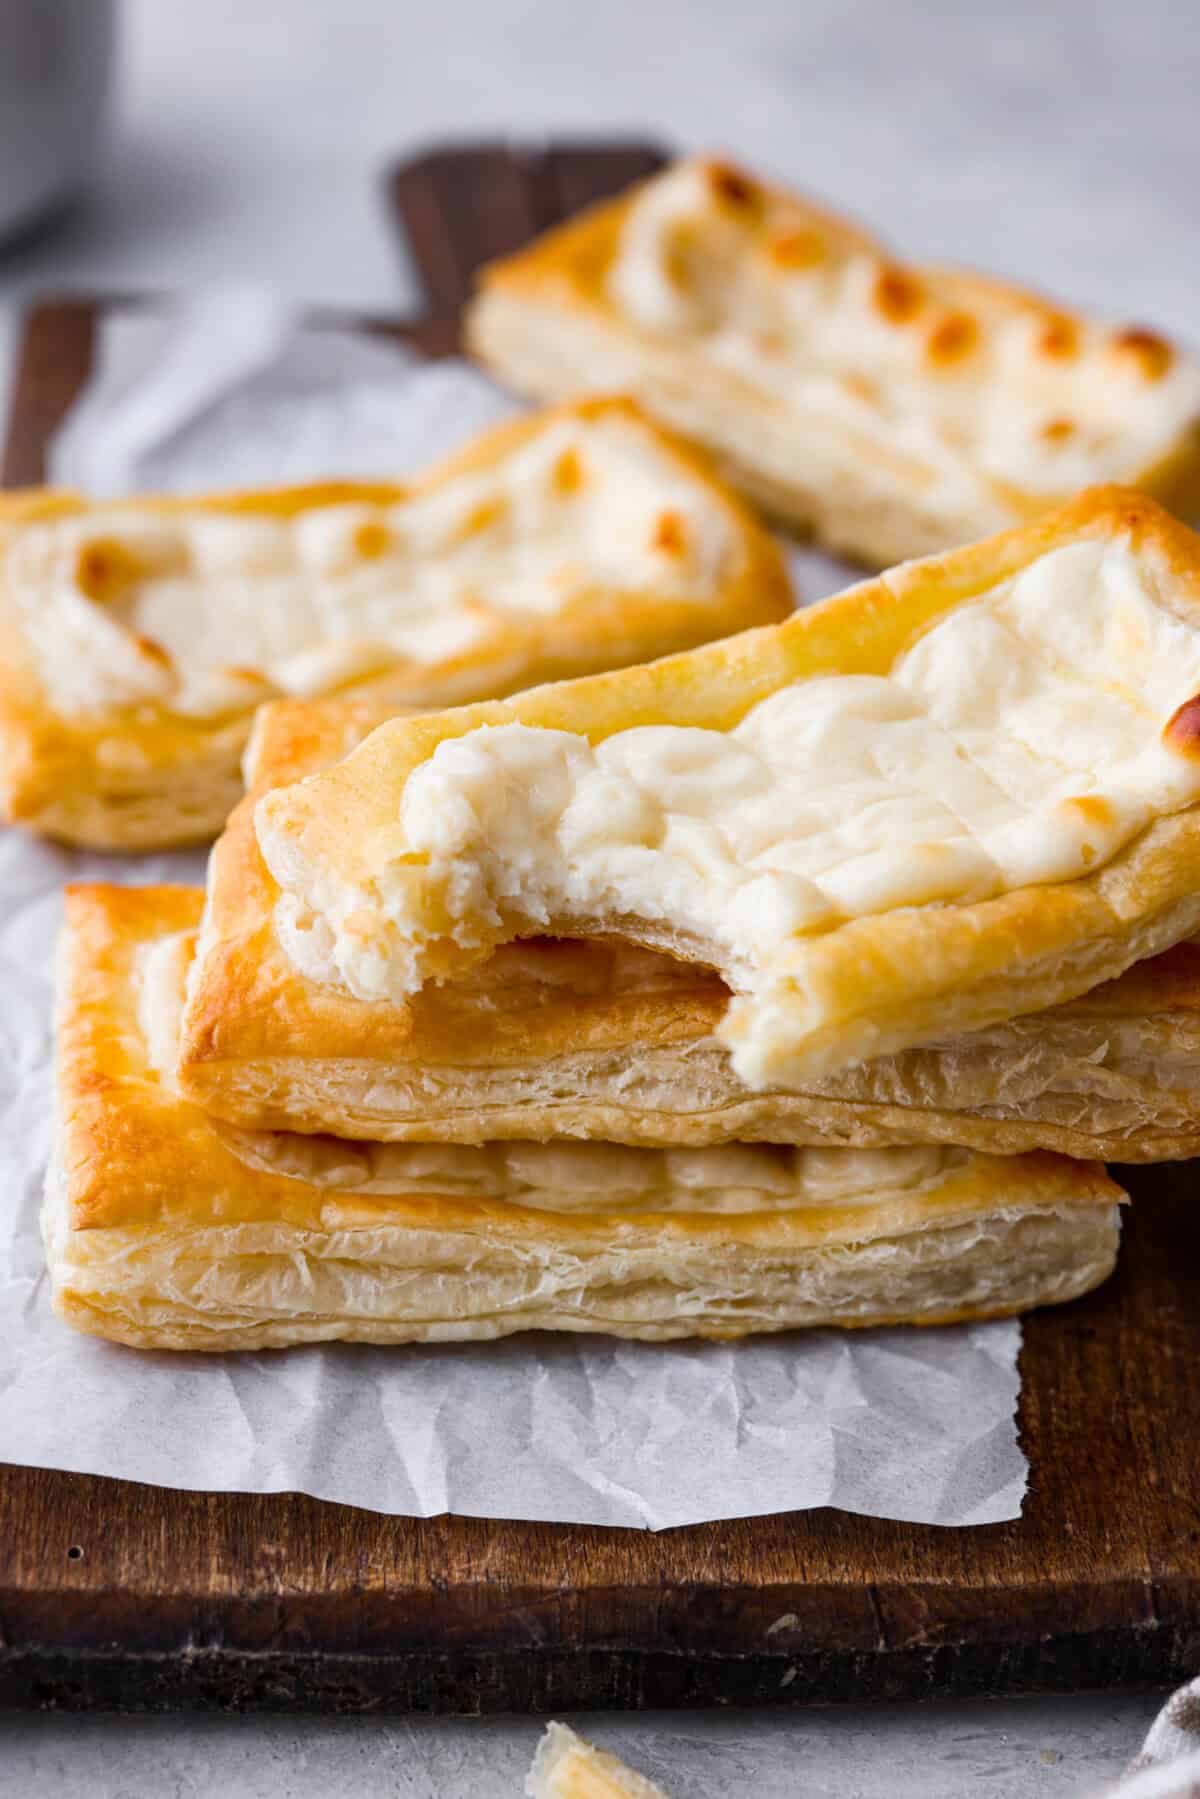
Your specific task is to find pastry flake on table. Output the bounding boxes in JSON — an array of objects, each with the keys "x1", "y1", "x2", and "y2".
[
  {"x1": 468, "y1": 155, "x2": 1200, "y2": 567},
  {"x1": 526, "y1": 1722, "x2": 672, "y2": 1799},
  {"x1": 44, "y1": 882, "x2": 1121, "y2": 1351},
  {"x1": 0, "y1": 397, "x2": 791, "y2": 850},
  {"x1": 254, "y1": 488, "x2": 1200, "y2": 1092}
]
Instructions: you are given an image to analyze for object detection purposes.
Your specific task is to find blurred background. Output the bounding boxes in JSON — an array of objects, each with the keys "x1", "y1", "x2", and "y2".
[{"x1": 2, "y1": 0, "x2": 1198, "y2": 410}]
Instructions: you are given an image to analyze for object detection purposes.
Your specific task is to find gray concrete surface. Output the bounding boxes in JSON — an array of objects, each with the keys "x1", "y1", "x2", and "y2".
[{"x1": 0, "y1": 1693, "x2": 1169, "y2": 1797}]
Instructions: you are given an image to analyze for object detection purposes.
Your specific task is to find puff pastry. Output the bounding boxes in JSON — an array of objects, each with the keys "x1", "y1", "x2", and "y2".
[
  {"x1": 255, "y1": 489, "x2": 1200, "y2": 1095},
  {"x1": 179, "y1": 690, "x2": 1200, "y2": 1160},
  {"x1": 527, "y1": 1723, "x2": 670, "y2": 1799},
  {"x1": 468, "y1": 155, "x2": 1200, "y2": 567},
  {"x1": 47, "y1": 883, "x2": 1122, "y2": 1351},
  {"x1": 0, "y1": 398, "x2": 790, "y2": 850}
]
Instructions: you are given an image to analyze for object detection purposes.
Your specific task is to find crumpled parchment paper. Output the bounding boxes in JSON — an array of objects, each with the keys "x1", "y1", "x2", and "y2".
[{"x1": 0, "y1": 292, "x2": 1028, "y2": 1527}]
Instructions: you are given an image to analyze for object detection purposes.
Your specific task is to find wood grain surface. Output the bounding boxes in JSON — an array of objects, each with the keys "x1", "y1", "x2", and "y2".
[
  {"x1": 2, "y1": 1158, "x2": 1196, "y2": 1712},
  {"x1": 389, "y1": 140, "x2": 666, "y2": 316},
  {"x1": 1, "y1": 144, "x2": 1197, "y2": 1714}
]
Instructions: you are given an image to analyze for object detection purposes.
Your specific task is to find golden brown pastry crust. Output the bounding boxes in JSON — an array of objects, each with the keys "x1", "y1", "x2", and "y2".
[
  {"x1": 253, "y1": 488, "x2": 1200, "y2": 1097},
  {"x1": 0, "y1": 399, "x2": 791, "y2": 850},
  {"x1": 177, "y1": 678, "x2": 1200, "y2": 1159},
  {"x1": 48, "y1": 884, "x2": 1121, "y2": 1351},
  {"x1": 467, "y1": 157, "x2": 1200, "y2": 565}
]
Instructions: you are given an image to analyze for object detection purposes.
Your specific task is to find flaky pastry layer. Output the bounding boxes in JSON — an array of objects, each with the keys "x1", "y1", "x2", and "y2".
[
  {"x1": 178, "y1": 690, "x2": 1200, "y2": 1159},
  {"x1": 0, "y1": 398, "x2": 790, "y2": 850},
  {"x1": 255, "y1": 490, "x2": 1200, "y2": 1093},
  {"x1": 46, "y1": 884, "x2": 1121, "y2": 1351},
  {"x1": 468, "y1": 155, "x2": 1200, "y2": 566}
]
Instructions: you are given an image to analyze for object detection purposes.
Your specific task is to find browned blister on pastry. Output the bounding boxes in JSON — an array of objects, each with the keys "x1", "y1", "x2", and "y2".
[
  {"x1": 0, "y1": 398, "x2": 791, "y2": 850},
  {"x1": 468, "y1": 156, "x2": 1200, "y2": 565}
]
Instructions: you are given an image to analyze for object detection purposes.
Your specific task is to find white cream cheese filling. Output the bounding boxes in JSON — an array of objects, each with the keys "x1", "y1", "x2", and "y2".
[
  {"x1": 607, "y1": 160, "x2": 1200, "y2": 503},
  {"x1": 6, "y1": 413, "x2": 737, "y2": 721},
  {"x1": 219, "y1": 1130, "x2": 971, "y2": 1217},
  {"x1": 261, "y1": 539, "x2": 1200, "y2": 1033},
  {"x1": 135, "y1": 920, "x2": 968, "y2": 1218},
  {"x1": 135, "y1": 928, "x2": 193, "y2": 1089}
]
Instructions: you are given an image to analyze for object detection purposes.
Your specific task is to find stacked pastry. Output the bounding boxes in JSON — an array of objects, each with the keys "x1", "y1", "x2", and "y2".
[
  {"x1": 57, "y1": 484, "x2": 1200, "y2": 1347},
  {"x1": 47, "y1": 690, "x2": 1120, "y2": 1348},
  {"x1": 40, "y1": 159, "x2": 1200, "y2": 1353}
]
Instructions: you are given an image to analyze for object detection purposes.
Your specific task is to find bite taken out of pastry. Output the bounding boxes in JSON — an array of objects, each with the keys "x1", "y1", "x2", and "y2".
[
  {"x1": 468, "y1": 154, "x2": 1200, "y2": 567},
  {"x1": 254, "y1": 489, "x2": 1200, "y2": 1094},
  {"x1": 180, "y1": 691, "x2": 1200, "y2": 1161},
  {"x1": 0, "y1": 396, "x2": 791, "y2": 850},
  {"x1": 47, "y1": 883, "x2": 1122, "y2": 1352}
]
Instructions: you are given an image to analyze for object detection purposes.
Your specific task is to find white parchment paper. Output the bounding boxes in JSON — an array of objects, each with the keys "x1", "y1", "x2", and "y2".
[{"x1": 0, "y1": 294, "x2": 1028, "y2": 1527}]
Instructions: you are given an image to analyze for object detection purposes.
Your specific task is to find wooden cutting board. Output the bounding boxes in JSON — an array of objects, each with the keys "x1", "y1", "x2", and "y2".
[{"x1": 1, "y1": 144, "x2": 1199, "y2": 1715}]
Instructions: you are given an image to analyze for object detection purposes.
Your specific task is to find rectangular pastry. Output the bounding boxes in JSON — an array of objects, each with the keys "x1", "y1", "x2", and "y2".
[
  {"x1": 254, "y1": 489, "x2": 1200, "y2": 1094},
  {"x1": 468, "y1": 155, "x2": 1200, "y2": 567},
  {"x1": 0, "y1": 397, "x2": 791, "y2": 850},
  {"x1": 46, "y1": 883, "x2": 1122, "y2": 1350},
  {"x1": 178, "y1": 691, "x2": 1200, "y2": 1161}
]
